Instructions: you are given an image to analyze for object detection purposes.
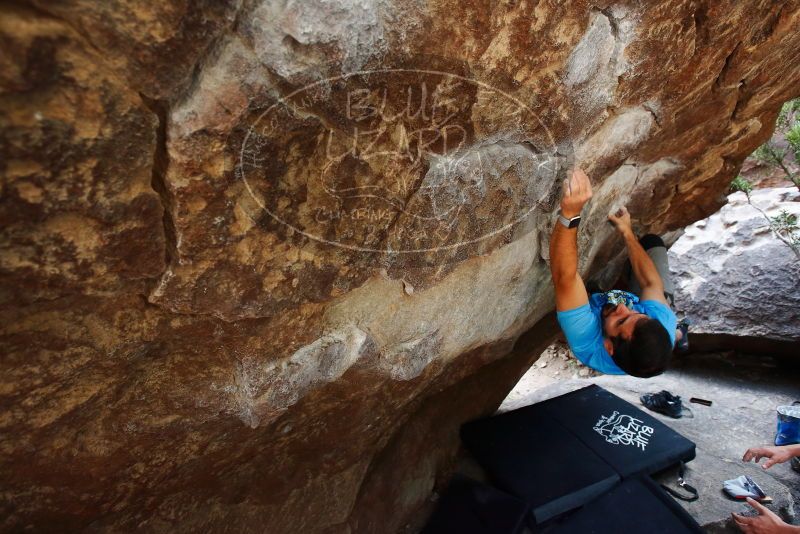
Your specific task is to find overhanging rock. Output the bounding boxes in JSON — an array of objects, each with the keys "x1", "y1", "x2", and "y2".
[{"x1": 2, "y1": 1, "x2": 800, "y2": 531}]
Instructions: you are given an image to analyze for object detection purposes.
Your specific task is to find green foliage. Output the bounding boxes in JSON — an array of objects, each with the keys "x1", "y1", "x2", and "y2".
[
  {"x1": 732, "y1": 175, "x2": 800, "y2": 256},
  {"x1": 730, "y1": 175, "x2": 753, "y2": 196},
  {"x1": 777, "y1": 98, "x2": 800, "y2": 128},
  {"x1": 770, "y1": 209, "x2": 800, "y2": 249},
  {"x1": 753, "y1": 142, "x2": 785, "y2": 165},
  {"x1": 748, "y1": 97, "x2": 799, "y2": 191},
  {"x1": 786, "y1": 122, "x2": 800, "y2": 163},
  {"x1": 771, "y1": 209, "x2": 798, "y2": 228},
  {"x1": 736, "y1": 98, "x2": 800, "y2": 258}
]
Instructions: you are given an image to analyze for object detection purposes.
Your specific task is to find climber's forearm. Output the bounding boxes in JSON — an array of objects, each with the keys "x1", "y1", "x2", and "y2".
[
  {"x1": 549, "y1": 223, "x2": 579, "y2": 285},
  {"x1": 550, "y1": 167, "x2": 592, "y2": 311},
  {"x1": 550, "y1": 222, "x2": 588, "y2": 311},
  {"x1": 622, "y1": 229, "x2": 663, "y2": 291}
]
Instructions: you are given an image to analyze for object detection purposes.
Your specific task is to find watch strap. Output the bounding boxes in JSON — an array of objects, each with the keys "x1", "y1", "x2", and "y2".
[{"x1": 558, "y1": 211, "x2": 581, "y2": 228}]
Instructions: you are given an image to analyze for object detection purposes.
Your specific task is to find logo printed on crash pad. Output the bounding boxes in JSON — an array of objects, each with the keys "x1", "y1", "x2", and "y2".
[{"x1": 593, "y1": 411, "x2": 654, "y2": 451}]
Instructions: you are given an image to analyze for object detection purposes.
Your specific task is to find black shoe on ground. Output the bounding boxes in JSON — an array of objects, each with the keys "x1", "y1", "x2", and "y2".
[{"x1": 640, "y1": 390, "x2": 684, "y2": 418}]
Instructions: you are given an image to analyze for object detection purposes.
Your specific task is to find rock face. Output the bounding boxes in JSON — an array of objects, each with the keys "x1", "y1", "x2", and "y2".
[
  {"x1": 670, "y1": 187, "x2": 800, "y2": 343},
  {"x1": 2, "y1": 1, "x2": 800, "y2": 532}
]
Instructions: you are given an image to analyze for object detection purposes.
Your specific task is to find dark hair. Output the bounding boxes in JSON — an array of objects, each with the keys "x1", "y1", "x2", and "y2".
[{"x1": 610, "y1": 318, "x2": 672, "y2": 378}]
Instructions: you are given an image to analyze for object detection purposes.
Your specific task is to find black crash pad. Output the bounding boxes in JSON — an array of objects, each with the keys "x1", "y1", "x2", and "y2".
[
  {"x1": 548, "y1": 476, "x2": 703, "y2": 533},
  {"x1": 461, "y1": 385, "x2": 696, "y2": 524},
  {"x1": 421, "y1": 475, "x2": 529, "y2": 534},
  {"x1": 514, "y1": 385, "x2": 696, "y2": 477},
  {"x1": 460, "y1": 413, "x2": 619, "y2": 524}
]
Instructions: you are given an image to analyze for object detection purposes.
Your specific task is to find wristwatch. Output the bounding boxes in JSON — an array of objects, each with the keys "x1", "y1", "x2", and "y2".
[{"x1": 558, "y1": 210, "x2": 581, "y2": 229}]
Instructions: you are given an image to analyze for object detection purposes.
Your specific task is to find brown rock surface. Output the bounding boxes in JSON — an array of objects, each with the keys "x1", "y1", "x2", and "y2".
[{"x1": 1, "y1": 1, "x2": 799, "y2": 532}]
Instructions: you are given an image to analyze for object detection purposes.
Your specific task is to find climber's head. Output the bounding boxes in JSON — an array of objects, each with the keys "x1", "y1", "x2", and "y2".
[
  {"x1": 602, "y1": 303, "x2": 671, "y2": 378},
  {"x1": 601, "y1": 302, "x2": 646, "y2": 340}
]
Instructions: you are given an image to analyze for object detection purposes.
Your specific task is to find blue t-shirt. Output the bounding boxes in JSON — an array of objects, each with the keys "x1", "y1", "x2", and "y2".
[{"x1": 556, "y1": 291, "x2": 677, "y2": 375}]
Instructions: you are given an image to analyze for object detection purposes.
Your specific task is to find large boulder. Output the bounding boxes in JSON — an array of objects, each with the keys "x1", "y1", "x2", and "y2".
[
  {"x1": 2, "y1": 1, "x2": 800, "y2": 532},
  {"x1": 670, "y1": 187, "x2": 800, "y2": 344}
]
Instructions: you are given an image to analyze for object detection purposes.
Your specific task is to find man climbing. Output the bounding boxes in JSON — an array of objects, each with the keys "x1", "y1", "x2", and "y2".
[{"x1": 549, "y1": 167, "x2": 684, "y2": 377}]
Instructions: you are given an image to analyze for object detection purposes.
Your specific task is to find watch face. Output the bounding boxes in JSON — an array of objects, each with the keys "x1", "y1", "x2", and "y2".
[{"x1": 568, "y1": 216, "x2": 581, "y2": 228}]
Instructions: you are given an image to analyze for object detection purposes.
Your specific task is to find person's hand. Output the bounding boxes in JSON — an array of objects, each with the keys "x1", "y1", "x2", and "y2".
[
  {"x1": 607, "y1": 206, "x2": 633, "y2": 236},
  {"x1": 743, "y1": 445, "x2": 795, "y2": 469},
  {"x1": 560, "y1": 167, "x2": 592, "y2": 218},
  {"x1": 732, "y1": 497, "x2": 796, "y2": 533}
]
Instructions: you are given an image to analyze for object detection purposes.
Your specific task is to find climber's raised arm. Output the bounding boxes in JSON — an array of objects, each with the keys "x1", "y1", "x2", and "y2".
[
  {"x1": 550, "y1": 168, "x2": 593, "y2": 311},
  {"x1": 608, "y1": 207, "x2": 667, "y2": 305}
]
